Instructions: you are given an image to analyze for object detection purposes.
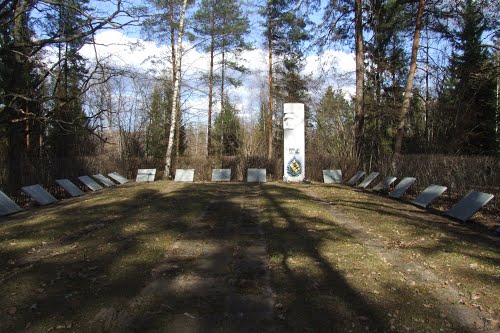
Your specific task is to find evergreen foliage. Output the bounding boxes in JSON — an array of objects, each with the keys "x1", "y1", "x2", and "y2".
[
  {"x1": 435, "y1": 0, "x2": 497, "y2": 155},
  {"x1": 212, "y1": 95, "x2": 242, "y2": 156}
]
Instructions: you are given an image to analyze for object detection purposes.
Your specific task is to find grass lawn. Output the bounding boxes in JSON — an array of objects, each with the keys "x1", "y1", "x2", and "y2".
[{"x1": 0, "y1": 181, "x2": 498, "y2": 332}]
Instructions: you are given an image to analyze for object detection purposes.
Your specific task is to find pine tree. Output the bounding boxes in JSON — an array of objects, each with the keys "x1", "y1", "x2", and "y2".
[
  {"x1": 320, "y1": 0, "x2": 366, "y2": 164},
  {"x1": 212, "y1": 95, "x2": 242, "y2": 156},
  {"x1": 46, "y1": 0, "x2": 94, "y2": 170},
  {"x1": 194, "y1": 0, "x2": 250, "y2": 155},
  {"x1": 261, "y1": 0, "x2": 310, "y2": 159},
  {"x1": 435, "y1": 0, "x2": 497, "y2": 154},
  {"x1": 313, "y1": 87, "x2": 354, "y2": 157}
]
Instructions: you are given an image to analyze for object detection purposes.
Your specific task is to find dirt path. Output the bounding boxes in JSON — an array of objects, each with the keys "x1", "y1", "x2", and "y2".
[{"x1": 92, "y1": 184, "x2": 278, "y2": 332}]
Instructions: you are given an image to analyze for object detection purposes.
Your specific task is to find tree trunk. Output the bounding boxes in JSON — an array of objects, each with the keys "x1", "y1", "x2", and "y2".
[
  {"x1": 392, "y1": 0, "x2": 426, "y2": 170},
  {"x1": 267, "y1": 13, "x2": 274, "y2": 160},
  {"x1": 175, "y1": 55, "x2": 182, "y2": 165},
  {"x1": 164, "y1": 0, "x2": 188, "y2": 179},
  {"x1": 221, "y1": 41, "x2": 226, "y2": 156},
  {"x1": 353, "y1": 0, "x2": 365, "y2": 164},
  {"x1": 221, "y1": 40, "x2": 225, "y2": 111},
  {"x1": 207, "y1": 0, "x2": 215, "y2": 156}
]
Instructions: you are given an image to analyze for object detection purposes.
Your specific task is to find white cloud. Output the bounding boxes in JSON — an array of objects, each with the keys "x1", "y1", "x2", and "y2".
[
  {"x1": 304, "y1": 49, "x2": 356, "y2": 75},
  {"x1": 304, "y1": 50, "x2": 356, "y2": 98},
  {"x1": 80, "y1": 30, "x2": 169, "y2": 69},
  {"x1": 79, "y1": 31, "x2": 357, "y2": 121}
]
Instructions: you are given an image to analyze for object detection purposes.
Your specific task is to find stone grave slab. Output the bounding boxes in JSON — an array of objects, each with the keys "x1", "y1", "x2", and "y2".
[
  {"x1": 0, "y1": 190, "x2": 22, "y2": 216},
  {"x1": 21, "y1": 185, "x2": 58, "y2": 206},
  {"x1": 108, "y1": 172, "x2": 129, "y2": 184},
  {"x1": 78, "y1": 176, "x2": 103, "y2": 191},
  {"x1": 357, "y1": 172, "x2": 380, "y2": 188},
  {"x1": 56, "y1": 179, "x2": 84, "y2": 197},
  {"x1": 247, "y1": 169, "x2": 266, "y2": 183},
  {"x1": 373, "y1": 176, "x2": 397, "y2": 192},
  {"x1": 212, "y1": 169, "x2": 231, "y2": 182},
  {"x1": 93, "y1": 174, "x2": 116, "y2": 187},
  {"x1": 411, "y1": 185, "x2": 447, "y2": 208},
  {"x1": 136, "y1": 169, "x2": 156, "y2": 182},
  {"x1": 175, "y1": 169, "x2": 195, "y2": 182},
  {"x1": 322, "y1": 170, "x2": 342, "y2": 184},
  {"x1": 445, "y1": 191, "x2": 494, "y2": 222},
  {"x1": 347, "y1": 171, "x2": 365, "y2": 185},
  {"x1": 389, "y1": 177, "x2": 417, "y2": 199}
]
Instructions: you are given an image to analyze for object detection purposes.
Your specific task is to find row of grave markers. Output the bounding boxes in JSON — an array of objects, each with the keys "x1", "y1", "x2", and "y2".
[
  {"x1": 139, "y1": 167, "x2": 494, "y2": 222},
  {"x1": 136, "y1": 168, "x2": 268, "y2": 183},
  {"x1": 2, "y1": 168, "x2": 493, "y2": 223},
  {"x1": 322, "y1": 169, "x2": 494, "y2": 222},
  {"x1": 0, "y1": 172, "x2": 129, "y2": 217}
]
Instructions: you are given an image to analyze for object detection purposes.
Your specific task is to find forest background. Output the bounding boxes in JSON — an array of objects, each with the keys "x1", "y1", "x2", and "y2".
[{"x1": 0, "y1": 0, "x2": 498, "y2": 207}]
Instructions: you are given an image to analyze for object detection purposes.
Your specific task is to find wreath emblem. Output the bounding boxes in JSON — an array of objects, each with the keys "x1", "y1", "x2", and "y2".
[{"x1": 287, "y1": 157, "x2": 302, "y2": 177}]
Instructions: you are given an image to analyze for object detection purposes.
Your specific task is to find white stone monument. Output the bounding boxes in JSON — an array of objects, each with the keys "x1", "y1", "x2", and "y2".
[{"x1": 283, "y1": 103, "x2": 305, "y2": 182}]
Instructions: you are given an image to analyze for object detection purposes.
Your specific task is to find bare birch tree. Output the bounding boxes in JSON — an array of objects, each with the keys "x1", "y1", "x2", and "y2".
[{"x1": 164, "y1": 0, "x2": 188, "y2": 179}]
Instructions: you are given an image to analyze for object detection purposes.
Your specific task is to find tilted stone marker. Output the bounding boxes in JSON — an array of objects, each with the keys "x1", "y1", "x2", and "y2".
[
  {"x1": 175, "y1": 169, "x2": 195, "y2": 182},
  {"x1": 93, "y1": 174, "x2": 116, "y2": 187},
  {"x1": 56, "y1": 179, "x2": 84, "y2": 197},
  {"x1": 411, "y1": 185, "x2": 447, "y2": 208},
  {"x1": 445, "y1": 191, "x2": 494, "y2": 222},
  {"x1": 78, "y1": 176, "x2": 103, "y2": 191},
  {"x1": 389, "y1": 177, "x2": 417, "y2": 199},
  {"x1": 212, "y1": 169, "x2": 231, "y2": 182},
  {"x1": 136, "y1": 169, "x2": 156, "y2": 182},
  {"x1": 21, "y1": 185, "x2": 58, "y2": 206},
  {"x1": 247, "y1": 169, "x2": 267, "y2": 183},
  {"x1": 357, "y1": 172, "x2": 380, "y2": 188},
  {"x1": 283, "y1": 103, "x2": 305, "y2": 182},
  {"x1": 0, "y1": 190, "x2": 22, "y2": 216},
  {"x1": 323, "y1": 170, "x2": 343, "y2": 184},
  {"x1": 347, "y1": 171, "x2": 365, "y2": 186},
  {"x1": 108, "y1": 172, "x2": 129, "y2": 184},
  {"x1": 373, "y1": 176, "x2": 397, "y2": 192}
]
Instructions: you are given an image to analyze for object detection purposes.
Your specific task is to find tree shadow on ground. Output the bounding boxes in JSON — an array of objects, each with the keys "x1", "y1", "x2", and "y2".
[
  {"x1": 0, "y1": 182, "x2": 216, "y2": 332},
  {"x1": 0, "y1": 182, "x2": 491, "y2": 332},
  {"x1": 260, "y1": 184, "x2": 483, "y2": 332},
  {"x1": 323, "y1": 192, "x2": 499, "y2": 262}
]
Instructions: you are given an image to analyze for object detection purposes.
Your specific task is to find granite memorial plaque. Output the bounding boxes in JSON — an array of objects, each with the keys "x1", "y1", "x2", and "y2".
[
  {"x1": 347, "y1": 171, "x2": 365, "y2": 185},
  {"x1": 411, "y1": 185, "x2": 447, "y2": 208},
  {"x1": 93, "y1": 174, "x2": 116, "y2": 187},
  {"x1": 136, "y1": 169, "x2": 156, "y2": 182},
  {"x1": 372, "y1": 176, "x2": 397, "y2": 192},
  {"x1": 21, "y1": 185, "x2": 58, "y2": 205},
  {"x1": 212, "y1": 169, "x2": 231, "y2": 182},
  {"x1": 56, "y1": 179, "x2": 84, "y2": 197},
  {"x1": 389, "y1": 177, "x2": 416, "y2": 199},
  {"x1": 357, "y1": 172, "x2": 380, "y2": 188},
  {"x1": 445, "y1": 191, "x2": 494, "y2": 222},
  {"x1": 0, "y1": 190, "x2": 22, "y2": 216},
  {"x1": 78, "y1": 176, "x2": 103, "y2": 191},
  {"x1": 247, "y1": 169, "x2": 267, "y2": 183},
  {"x1": 108, "y1": 172, "x2": 129, "y2": 184},
  {"x1": 322, "y1": 170, "x2": 343, "y2": 184},
  {"x1": 175, "y1": 169, "x2": 195, "y2": 182}
]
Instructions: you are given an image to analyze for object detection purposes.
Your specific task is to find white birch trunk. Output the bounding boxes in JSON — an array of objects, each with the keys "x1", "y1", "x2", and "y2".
[{"x1": 164, "y1": 0, "x2": 188, "y2": 179}]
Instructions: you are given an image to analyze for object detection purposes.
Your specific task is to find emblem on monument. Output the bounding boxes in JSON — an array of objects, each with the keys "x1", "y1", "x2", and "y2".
[{"x1": 287, "y1": 157, "x2": 302, "y2": 177}]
